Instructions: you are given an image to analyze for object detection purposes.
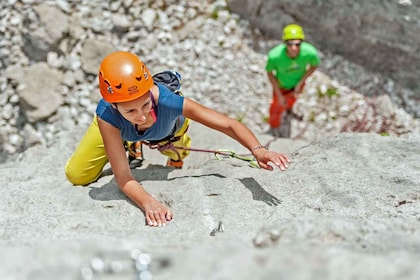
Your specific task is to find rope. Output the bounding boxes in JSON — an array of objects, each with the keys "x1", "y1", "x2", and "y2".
[
  {"x1": 142, "y1": 138, "x2": 278, "y2": 168},
  {"x1": 174, "y1": 146, "x2": 260, "y2": 168}
]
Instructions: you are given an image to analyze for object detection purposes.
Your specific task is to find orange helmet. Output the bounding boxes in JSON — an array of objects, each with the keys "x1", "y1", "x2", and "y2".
[{"x1": 98, "y1": 51, "x2": 153, "y2": 103}]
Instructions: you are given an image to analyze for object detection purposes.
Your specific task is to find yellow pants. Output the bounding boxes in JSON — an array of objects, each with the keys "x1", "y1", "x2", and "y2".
[{"x1": 65, "y1": 116, "x2": 191, "y2": 186}]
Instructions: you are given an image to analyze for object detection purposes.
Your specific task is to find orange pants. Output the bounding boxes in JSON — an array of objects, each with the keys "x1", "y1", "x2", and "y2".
[{"x1": 269, "y1": 88, "x2": 297, "y2": 128}]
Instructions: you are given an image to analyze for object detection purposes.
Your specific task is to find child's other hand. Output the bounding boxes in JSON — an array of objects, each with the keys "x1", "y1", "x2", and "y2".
[{"x1": 255, "y1": 150, "x2": 290, "y2": 171}]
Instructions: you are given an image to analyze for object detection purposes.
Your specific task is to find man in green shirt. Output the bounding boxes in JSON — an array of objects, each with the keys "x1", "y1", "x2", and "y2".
[{"x1": 266, "y1": 24, "x2": 320, "y2": 137}]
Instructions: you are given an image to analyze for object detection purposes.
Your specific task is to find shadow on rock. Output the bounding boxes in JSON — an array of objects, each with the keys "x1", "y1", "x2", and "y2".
[
  {"x1": 88, "y1": 164, "x2": 227, "y2": 202},
  {"x1": 239, "y1": 177, "x2": 282, "y2": 206}
]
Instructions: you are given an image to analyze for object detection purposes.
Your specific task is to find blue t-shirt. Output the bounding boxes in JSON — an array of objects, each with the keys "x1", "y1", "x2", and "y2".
[{"x1": 96, "y1": 83, "x2": 184, "y2": 142}]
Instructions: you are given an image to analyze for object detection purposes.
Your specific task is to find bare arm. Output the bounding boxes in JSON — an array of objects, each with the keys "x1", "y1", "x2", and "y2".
[
  {"x1": 182, "y1": 98, "x2": 290, "y2": 170},
  {"x1": 267, "y1": 71, "x2": 285, "y2": 106},
  {"x1": 97, "y1": 117, "x2": 172, "y2": 227},
  {"x1": 267, "y1": 71, "x2": 279, "y2": 90},
  {"x1": 295, "y1": 66, "x2": 317, "y2": 94},
  {"x1": 267, "y1": 71, "x2": 281, "y2": 95}
]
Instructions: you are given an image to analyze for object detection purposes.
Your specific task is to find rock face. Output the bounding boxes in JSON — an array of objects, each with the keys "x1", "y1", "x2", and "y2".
[
  {"x1": 0, "y1": 123, "x2": 419, "y2": 279},
  {"x1": 228, "y1": 0, "x2": 420, "y2": 113}
]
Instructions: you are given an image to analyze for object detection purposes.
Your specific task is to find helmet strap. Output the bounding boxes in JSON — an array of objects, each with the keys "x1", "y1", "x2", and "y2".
[{"x1": 149, "y1": 91, "x2": 157, "y2": 123}]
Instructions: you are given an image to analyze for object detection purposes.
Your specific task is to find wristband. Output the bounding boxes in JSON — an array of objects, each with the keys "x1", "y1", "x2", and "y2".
[{"x1": 252, "y1": 144, "x2": 267, "y2": 153}]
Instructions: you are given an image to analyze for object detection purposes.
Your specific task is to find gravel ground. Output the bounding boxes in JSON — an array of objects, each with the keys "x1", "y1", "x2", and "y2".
[{"x1": 0, "y1": 0, "x2": 418, "y2": 161}]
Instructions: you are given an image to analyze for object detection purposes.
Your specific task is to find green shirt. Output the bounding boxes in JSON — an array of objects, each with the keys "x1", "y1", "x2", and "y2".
[{"x1": 265, "y1": 42, "x2": 320, "y2": 90}]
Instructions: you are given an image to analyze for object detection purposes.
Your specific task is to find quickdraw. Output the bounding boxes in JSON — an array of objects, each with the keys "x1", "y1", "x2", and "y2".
[
  {"x1": 143, "y1": 139, "x2": 276, "y2": 168},
  {"x1": 177, "y1": 146, "x2": 259, "y2": 168}
]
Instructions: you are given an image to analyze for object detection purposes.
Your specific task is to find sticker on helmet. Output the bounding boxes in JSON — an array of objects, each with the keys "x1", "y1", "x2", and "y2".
[{"x1": 128, "y1": 85, "x2": 139, "y2": 95}]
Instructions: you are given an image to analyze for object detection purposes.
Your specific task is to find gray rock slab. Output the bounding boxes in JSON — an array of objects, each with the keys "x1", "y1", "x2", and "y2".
[{"x1": 0, "y1": 123, "x2": 419, "y2": 279}]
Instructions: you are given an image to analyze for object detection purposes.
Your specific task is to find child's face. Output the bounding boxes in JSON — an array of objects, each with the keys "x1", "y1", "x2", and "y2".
[{"x1": 115, "y1": 92, "x2": 154, "y2": 127}]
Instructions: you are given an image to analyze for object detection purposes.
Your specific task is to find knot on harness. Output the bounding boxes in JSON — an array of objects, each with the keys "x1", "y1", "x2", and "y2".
[
  {"x1": 145, "y1": 140, "x2": 182, "y2": 161},
  {"x1": 155, "y1": 141, "x2": 174, "y2": 153}
]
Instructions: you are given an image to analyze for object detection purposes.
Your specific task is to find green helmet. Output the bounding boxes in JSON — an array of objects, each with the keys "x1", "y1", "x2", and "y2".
[{"x1": 282, "y1": 24, "x2": 305, "y2": 41}]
